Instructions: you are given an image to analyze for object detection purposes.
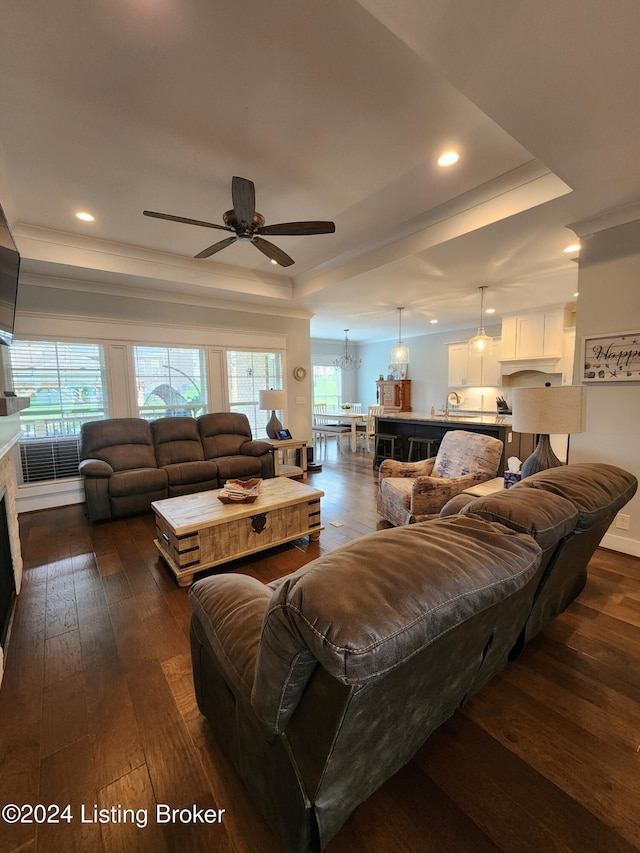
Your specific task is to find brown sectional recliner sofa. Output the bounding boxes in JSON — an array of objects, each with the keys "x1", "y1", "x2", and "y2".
[
  {"x1": 79, "y1": 412, "x2": 274, "y2": 521},
  {"x1": 188, "y1": 462, "x2": 637, "y2": 852}
]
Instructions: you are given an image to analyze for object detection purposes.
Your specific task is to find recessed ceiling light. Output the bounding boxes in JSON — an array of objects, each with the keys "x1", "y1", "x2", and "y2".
[
  {"x1": 437, "y1": 150, "x2": 459, "y2": 167},
  {"x1": 430, "y1": 319, "x2": 438, "y2": 324},
  {"x1": 270, "y1": 258, "x2": 278, "y2": 265},
  {"x1": 574, "y1": 292, "x2": 579, "y2": 297},
  {"x1": 485, "y1": 308, "x2": 496, "y2": 314},
  {"x1": 75, "y1": 211, "x2": 95, "y2": 222},
  {"x1": 563, "y1": 243, "x2": 580, "y2": 253}
]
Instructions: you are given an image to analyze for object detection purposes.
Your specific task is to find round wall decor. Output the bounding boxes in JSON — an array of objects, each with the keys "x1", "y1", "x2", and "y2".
[{"x1": 293, "y1": 366, "x2": 307, "y2": 381}]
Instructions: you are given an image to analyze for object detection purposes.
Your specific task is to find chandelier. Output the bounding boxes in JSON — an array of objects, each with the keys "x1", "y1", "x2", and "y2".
[
  {"x1": 468, "y1": 285, "x2": 493, "y2": 356},
  {"x1": 334, "y1": 329, "x2": 361, "y2": 371},
  {"x1": 390, "y1": 306, "x2": 409, "y2": 364}
]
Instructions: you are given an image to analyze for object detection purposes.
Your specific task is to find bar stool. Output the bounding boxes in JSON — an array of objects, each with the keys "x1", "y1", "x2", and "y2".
[
  {"x1": 407, "y1": 437, "x2": 440, "y2": 462},
  {"x1": 373, "y1": 432, "x2": 403, "y2": 470}
]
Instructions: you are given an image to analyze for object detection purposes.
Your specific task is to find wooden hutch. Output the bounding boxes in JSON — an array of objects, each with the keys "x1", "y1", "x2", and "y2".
[{"x1": 376, "y1": 379, "x2": 411, "y2": 412}]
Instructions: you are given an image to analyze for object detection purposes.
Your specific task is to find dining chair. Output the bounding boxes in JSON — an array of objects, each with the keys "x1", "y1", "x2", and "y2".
[
  {"x1": 357, "y1": 405, "x2": 384, "y2": 452},
  {"x1": 312, "y1": 410, "x2": 350, "y2": 453}
]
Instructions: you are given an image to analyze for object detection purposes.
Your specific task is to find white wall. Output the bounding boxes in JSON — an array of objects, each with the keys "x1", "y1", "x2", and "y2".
[{"x1": 571, "y1": 218, "x2": 640, "y2": 556}]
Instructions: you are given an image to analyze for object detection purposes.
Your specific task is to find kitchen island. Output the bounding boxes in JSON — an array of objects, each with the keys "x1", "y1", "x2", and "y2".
[{"x1": 375, "y1": 412, "x2": 535, "y2": 473}]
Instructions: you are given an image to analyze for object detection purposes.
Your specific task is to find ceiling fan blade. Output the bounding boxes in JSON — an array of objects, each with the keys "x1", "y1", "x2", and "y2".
[
  {"x1": 252, "y1": 236, "x2": 295, "y2": 267},
  {"x1": 143, "y1": 210, "x2": 232, "y2": 231},
  {"x1": 194, "y1": 235, "x2": 237, "y2": 259},
  {"x1": 258, "y1": 221, "x2": 336, "y2": 236},
  {"x1": 232, "y1": 176, "x2": 256, "y2": 228}
]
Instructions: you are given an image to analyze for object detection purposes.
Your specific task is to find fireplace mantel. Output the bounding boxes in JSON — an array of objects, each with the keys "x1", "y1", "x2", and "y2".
[
  {"x1": 0, "y1": 396, "x2": 30, "y2": 417},
  {"x1": 0, "y1": 426, "x2": 23, "y2": 685}
]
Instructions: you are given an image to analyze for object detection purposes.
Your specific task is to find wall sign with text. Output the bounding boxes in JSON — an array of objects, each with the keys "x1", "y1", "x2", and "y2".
[{"x1": 582, "y1": 331, "x2": 640, "y2": 382}]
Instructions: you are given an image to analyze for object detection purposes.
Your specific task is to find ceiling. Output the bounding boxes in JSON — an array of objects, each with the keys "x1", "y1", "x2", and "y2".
[{"x1": 1, "y1": 0, "x2": 639, "y2": 342}]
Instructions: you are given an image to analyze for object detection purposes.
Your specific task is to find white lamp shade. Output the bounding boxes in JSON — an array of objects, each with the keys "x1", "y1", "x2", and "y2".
[
  {"x1": 258, "y1": 389, "x2": 286, "y2": 411},
  {"x1": 512, "y1": 385, "x2": 585, "y2": 435}
]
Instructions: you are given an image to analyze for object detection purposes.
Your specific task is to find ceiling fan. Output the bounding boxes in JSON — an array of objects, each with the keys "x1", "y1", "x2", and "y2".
[{"x1": 143, "y1": 176, "x2": 335, "y2": 267}]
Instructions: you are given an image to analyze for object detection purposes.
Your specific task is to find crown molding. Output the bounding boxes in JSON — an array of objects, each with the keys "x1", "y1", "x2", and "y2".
[{"x1": 567, "y1": 201, "x2": 640, "y2": 238}]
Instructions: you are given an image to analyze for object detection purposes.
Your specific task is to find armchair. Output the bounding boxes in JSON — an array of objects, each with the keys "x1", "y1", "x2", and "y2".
[{"x1": 377, "y1": 429, "x2": 503, "y2": 525}]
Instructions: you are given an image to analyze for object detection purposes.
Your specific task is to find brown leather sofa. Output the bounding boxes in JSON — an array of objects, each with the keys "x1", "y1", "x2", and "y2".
[
  {"x1": 440, "y1": 461, "x2": 638, "y2": 649},
  {"x1": 188, "y1": 462, "x2": 636, "y2": 853},
  {"x1": 79, "y1": 412, "x2": 274, "y2": 521}
]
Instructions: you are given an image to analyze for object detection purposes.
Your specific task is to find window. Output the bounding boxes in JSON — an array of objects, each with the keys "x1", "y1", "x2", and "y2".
[
  {"x1": 312, "y1": 364, "x2": 341, "y2": 411},
  {"x1": 226, "y1": 350, "x2": 283, "y2": 437},
  {"x1": 133, "y1": 346, "x2": 207, "y2": 419},
  {"x1": 10, "y1": 340, "x2": 108, "y2": 482}
]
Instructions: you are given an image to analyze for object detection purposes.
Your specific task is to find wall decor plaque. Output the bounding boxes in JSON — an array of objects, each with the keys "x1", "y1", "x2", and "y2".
[{"x1": 582, "y1": 330, "x2": 640, "y2": 382}]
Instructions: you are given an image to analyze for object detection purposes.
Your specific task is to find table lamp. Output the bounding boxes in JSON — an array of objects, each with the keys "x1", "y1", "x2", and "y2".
[
  {"x1": 511, "y1": 384, "x2": 585, "y2": 478},
  {"x1": 259, "y1": 389, "x2": 287, "y2": 439}
]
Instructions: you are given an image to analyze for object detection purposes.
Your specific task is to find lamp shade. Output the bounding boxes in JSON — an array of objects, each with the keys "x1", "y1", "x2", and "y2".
[
  {"x1": 259, "y1": 388, "x2": 286, "y2": 439},
  {"x1": 512, "y1": 385, "x2": 586, "y2": 478},
  {"x1": 258, "y1": 389, "x2": 286, "y2": 411},
  {"x1": 511, "y1": 385, "x2": 585, "y2": 435}
]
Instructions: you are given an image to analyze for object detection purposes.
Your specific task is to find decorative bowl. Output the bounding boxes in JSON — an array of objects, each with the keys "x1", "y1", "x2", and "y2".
[
  {"x1": 218, "y1": 493, "x2": 258, "y2": 504},
  {"x1": 217, "y1": 477, "x2": 262, "y2": 504}
]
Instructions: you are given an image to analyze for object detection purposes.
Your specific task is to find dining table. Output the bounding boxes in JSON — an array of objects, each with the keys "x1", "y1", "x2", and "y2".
[{"x1": 323, "y1": 410, "x2": 366, "y2": 452}]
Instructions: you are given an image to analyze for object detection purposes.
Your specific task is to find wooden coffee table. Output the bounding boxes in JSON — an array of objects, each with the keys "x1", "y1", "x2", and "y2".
[{"x1": 152, "y1": 478, "x2": 324, "y2": 587}]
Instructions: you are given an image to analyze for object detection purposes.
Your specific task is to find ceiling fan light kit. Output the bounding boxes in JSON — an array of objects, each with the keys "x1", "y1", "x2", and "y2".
[
  {"x1": 468, "y1": 285, "x2": 493, "y2": 356},
  {"x1": 144, "y1": 176, "x2": 335, "y2": 267}
]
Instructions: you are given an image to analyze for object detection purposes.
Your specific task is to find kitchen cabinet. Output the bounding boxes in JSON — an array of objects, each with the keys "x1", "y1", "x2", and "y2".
[
  {"x1": 376, "y1": 379, "x2": 411, "y2": 411},
  {"x1": 501, "y1": 310, "x2": 564, "y2": 360},
  {"x1": 448, "y1": 339, "x2": 501, "y2": 387}
]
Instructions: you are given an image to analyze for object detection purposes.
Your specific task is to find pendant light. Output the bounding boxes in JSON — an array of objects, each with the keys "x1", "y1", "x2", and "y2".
[
  {"x1": 390, "y1": 307, "x2": 409, "y2": 364},
  {"x1": 333, "y1": 329, "x2": 361, "y2": 371},
  {"x1": 468, "y1": 286, "x2": 493, "y2": 356}
]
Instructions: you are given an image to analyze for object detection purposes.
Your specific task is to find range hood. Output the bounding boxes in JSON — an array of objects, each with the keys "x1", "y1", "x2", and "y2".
[{"x1": 499, "y1": 356, "x2": 561, "y2": 376}]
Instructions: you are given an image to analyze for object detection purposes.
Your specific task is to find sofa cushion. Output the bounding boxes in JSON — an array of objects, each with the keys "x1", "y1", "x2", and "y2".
[
  {"x1": 216, "y1": 455, "x2": 263, "y2": 482},
  {"x1": 81, "y1": 418, "x2": 157, "y2": 472},
  {"x1": 108, "y1": 466, "x2": 167, "y2": 497},
  {"x1": 439, "y1": 494, "x2": 476, "y2": 516},
  {"x1": 252, "y1": 515, "x2": 541, "y2": 732},
  {"x1": 459, "y1": 489, "x2": 579, "y2": 551},
  {"x1": 198, "y1": 412, "x2": 253, "y2": 459},
  {"x1": 511, "y1": 462, "x2": 638, "y2": 530},
  {"x1": 163, "y1": 460, "x2": 218, "y2": 488},
  {"x1": 151, "y1": 416, "x2": 205, "y2": 466}
]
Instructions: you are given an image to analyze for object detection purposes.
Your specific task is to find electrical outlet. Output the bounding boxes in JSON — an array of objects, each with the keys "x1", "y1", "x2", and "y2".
[
  {"x1": 507, "y1": 431, "x2": 513, "y2": 443},
  {"x1": 615, "y1": 513, "x2": 630, "y2": 531}
]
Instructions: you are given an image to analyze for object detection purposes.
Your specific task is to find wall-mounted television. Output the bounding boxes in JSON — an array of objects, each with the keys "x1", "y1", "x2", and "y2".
[{"x1": 0, "y1": 203, "x2": 20, "y2": 346}]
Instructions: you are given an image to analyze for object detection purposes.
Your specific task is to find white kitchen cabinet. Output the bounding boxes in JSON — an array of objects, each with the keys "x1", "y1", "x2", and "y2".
[
  {"x1": 500, "y1": 310, "x2": 564, "y2": 360},
  {"x1": 448, "y1": 339, "x2": 501, "y2": 387},
  {"x1": 449, "y1": 343, "x2": 478, "y2": 387},
  {"x1": 481, "y1": 339, "x2": 501, "y2": 386}
]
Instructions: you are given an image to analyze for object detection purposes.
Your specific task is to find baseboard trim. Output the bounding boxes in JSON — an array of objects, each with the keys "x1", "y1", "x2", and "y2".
[
  {"x1": 17, "y1": 478, "x2": 85, "y2": 514},
  {"x1": 600, "y1": 531, "x2": 640, "y2": 558}
]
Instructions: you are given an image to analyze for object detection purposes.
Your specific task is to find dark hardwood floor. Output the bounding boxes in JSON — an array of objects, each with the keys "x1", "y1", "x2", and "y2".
[{"x1": 1, "y1": 444, "x2": 639, "y2": 852}]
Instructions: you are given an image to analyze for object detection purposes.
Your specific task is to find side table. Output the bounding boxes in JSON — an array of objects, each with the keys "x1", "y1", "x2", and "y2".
[
  {"x1": 265, "y1": 437, "x2": 308, "y2": 479},
  {"x1": 462, "y1": 477, "x2": 506, "y2": 497}
]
